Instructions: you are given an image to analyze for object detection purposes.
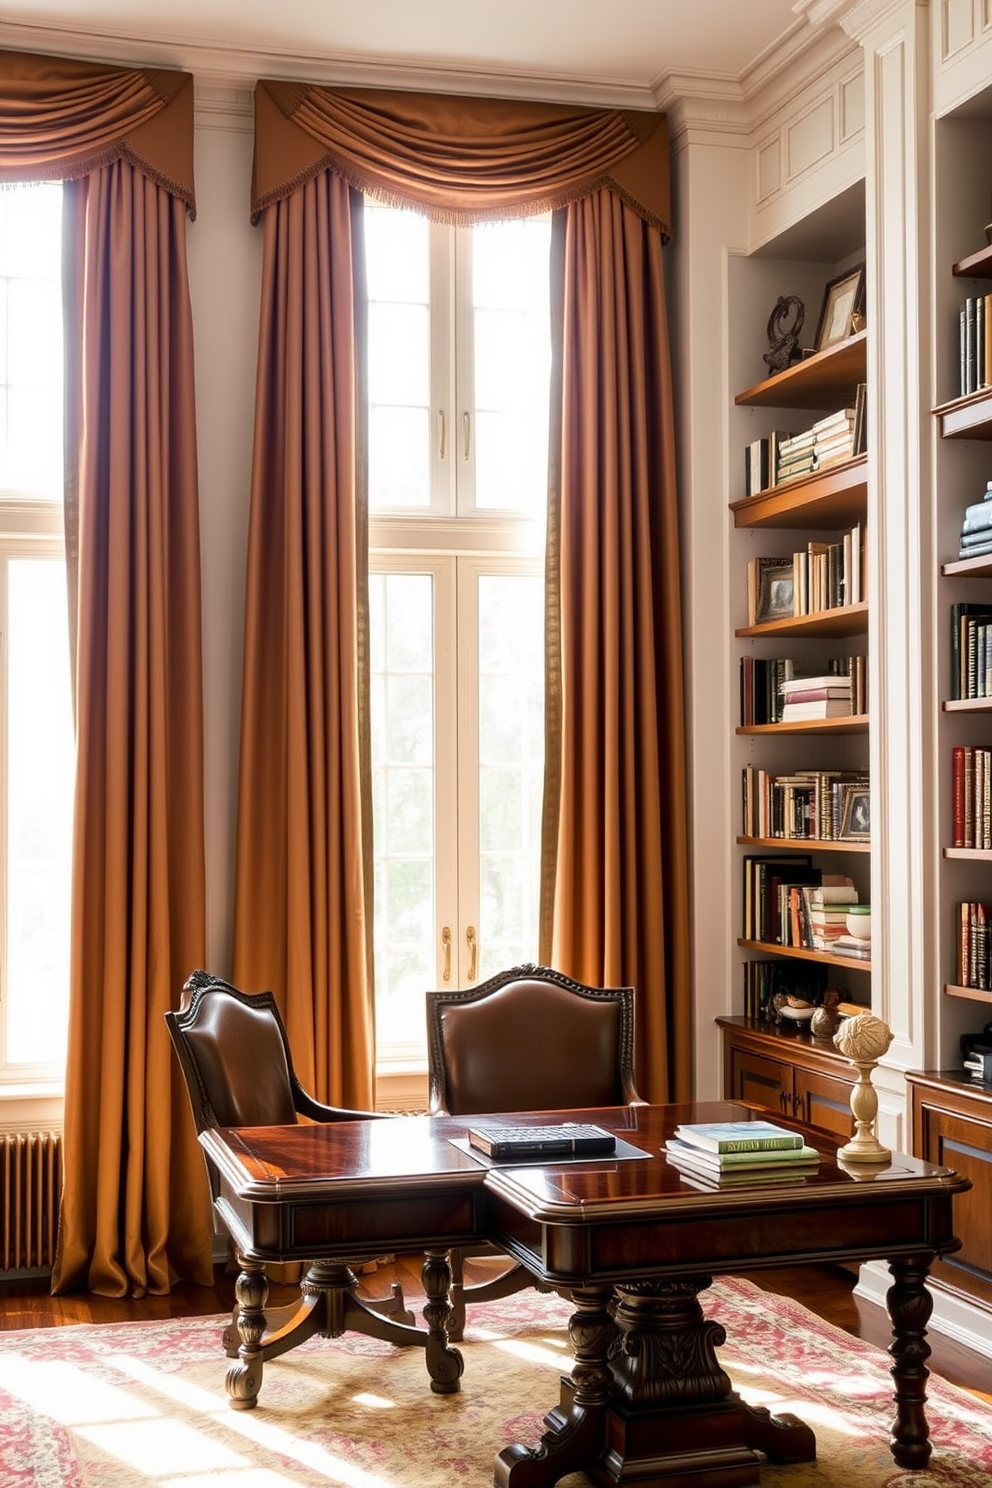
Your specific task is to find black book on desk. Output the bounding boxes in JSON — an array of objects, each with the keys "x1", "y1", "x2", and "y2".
[{"x1": 467, "y1": 1122, "x2": 616, "y2": 1160}]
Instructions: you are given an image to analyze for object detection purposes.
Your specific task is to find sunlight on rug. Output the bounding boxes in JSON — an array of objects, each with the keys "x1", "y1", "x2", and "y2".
[{"x1": 1, "y1": 1274, "x2": 990, "y2": 1488}]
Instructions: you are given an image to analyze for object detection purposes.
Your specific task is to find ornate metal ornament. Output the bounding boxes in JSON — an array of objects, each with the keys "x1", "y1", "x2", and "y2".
[{"x1": 763, "y1": 295, "x2": 805, "y2": 374}]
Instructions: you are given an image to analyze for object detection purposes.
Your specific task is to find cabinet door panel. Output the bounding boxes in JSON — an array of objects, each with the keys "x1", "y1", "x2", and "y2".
[
  {"x1": 796, "y1": 1070, "x2": 854, "y2": 1138},
  {"x1": 728, "y1": 1048, "x2": 792, "y2": 1117},
  {"x1": 919, "y1": 1110, "x2": 992, "y2": 1281}
]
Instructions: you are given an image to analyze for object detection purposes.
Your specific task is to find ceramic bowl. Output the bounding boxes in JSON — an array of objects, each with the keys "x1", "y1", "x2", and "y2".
[{"x1": 845, "y1": 907, "x2": 871, "y2": 940}]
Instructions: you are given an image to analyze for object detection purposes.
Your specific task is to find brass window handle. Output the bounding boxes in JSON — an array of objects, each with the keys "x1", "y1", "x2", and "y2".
[
  {"x1": 466, "y1": 925, "x2": 477, "y2": 982},
  {"x1": 441, "y1": 926, "x2": 452, "y2": 983}
]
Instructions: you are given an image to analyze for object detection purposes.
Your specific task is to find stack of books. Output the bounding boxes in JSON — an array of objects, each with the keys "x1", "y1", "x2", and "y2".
[
  {"x1": 958, "y1": 482, "x2": 992, "y2": 562},
  {"x1": 805, "y1": 878, "x2": 859, "y2": 950},
  {"x1": 665, "y1": 1120, "x2": 820, "y2": 1187},
  {"x1": 810, "y1": 405, "x2": 857, "y2": 470},
  {"x1": 780, "y1": 672, "x2": 853, "y2": 721}
]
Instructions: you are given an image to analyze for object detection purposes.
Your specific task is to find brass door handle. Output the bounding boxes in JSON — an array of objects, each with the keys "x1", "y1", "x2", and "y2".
[
  {"x1": 466, "y1": 925, "x2": 477, "y2": 982},
  {"x1": 441, "y1": 926, "x2": 452, "y2": 983}
]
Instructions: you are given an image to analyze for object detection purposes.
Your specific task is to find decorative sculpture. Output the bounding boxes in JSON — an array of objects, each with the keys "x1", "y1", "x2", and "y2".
[
  {"x1": 833, "y1": 1013, "x2": 894, "y2": 1163},
  {"x1": 763, "y1": 295, "x2": 805, "y2": 374},
  {"x1": 810, "y1": 989, "x2": 842, "y2": 1040}
]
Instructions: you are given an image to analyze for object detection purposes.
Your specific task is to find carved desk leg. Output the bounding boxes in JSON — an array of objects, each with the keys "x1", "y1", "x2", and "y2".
[
  {"x1": 422, "y1": 1249, "x2": 464, "y2": 1394},
  {"x1": 605, "y1": 1277, "x2": 815, "y2": 1484},
  {"x1": 886, "y1": 1254, "x2": 934, "y2": 1471},
  {"x1": 495, "y1": 1281, "x2": 614, "y2": 1488},
  {"x1": 226, "y1": 1257, "x2": 268, "y2": 1410}
]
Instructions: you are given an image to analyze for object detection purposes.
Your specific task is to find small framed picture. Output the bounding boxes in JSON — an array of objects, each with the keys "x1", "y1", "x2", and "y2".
[
  {"x1": 814, "y1": 265, "x2": 866, "y2": 352},
  {"x1": 755, "y1": 562, "x2": 795, "y2": 625},
  {"x1": 840, "y1": 787, "x2": 871, "y2": 841}
]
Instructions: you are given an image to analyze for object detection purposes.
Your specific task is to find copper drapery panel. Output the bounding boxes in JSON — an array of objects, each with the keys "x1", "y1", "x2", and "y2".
[
  {"x1": 0, "y1": 48, "x2": 194, "y2": 214},
  {"x1": 540, "y1": 193, "x2": 691, "y2": 1102},
  {"x1": 233, "y1": 175, "x2": 375, "y2": 1107},
  {"x1": 252, "y1": 80, "x2": 669, "y2": 235},
  {"x1": 52, "y1": 160, "x2": 211, "y2": 1294},
  {"x1": 248, "y1": 80, "x2": 687, "y2": 1103}
]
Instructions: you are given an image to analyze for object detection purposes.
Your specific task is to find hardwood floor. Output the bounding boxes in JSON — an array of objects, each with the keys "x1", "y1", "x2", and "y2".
[{"x1": 0, "y1": 1256, "x2": 988, "y2": 1406}]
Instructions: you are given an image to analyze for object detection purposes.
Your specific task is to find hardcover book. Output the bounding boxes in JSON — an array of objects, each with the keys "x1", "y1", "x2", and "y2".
[{"x1": 673, "y1": 1120, "x2": 803, "y2": 1154}]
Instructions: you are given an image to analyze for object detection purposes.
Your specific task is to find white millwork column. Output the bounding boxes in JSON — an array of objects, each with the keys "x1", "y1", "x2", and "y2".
[
  {"x1": 666, "y1": 97, "x2": 752, "y2": 1101},
  {"x1": 841, "y1": 0, "x2": 935, "y2": 1100}
]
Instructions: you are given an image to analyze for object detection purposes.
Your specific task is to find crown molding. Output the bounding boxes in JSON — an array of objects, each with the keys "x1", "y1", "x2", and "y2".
[{"x1": 0, "y1": 17, "x2": 660, "y2": 110}]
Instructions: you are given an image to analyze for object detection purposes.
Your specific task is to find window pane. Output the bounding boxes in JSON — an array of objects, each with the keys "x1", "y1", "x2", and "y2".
[
  {"x1": 477, "y1": 574, "x2": 544, "y2": 979},
  {"x1": 6, "y1": 557, "x2": 73, "y2": 1068},
  {"x1": 365, "y1": 203, "x2": 431, "y2": 512},
  {"x1": 0, "y1": 183, "x2": 63, "y2": 498},
  {"x1": 370, "y1": 573, "x2": 436, "y2": 1048},
  {"x1": 472, "y1": 217, "x2": 551, "y2": 518}
]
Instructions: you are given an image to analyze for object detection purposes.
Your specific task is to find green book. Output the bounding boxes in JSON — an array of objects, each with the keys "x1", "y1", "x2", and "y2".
[
  {"x1": 665, "y1": 1138, "x2": 819, "y2": 1170},
  {"x1": 674, "y1": 1120, "x2": 804, "y2": 1154}
]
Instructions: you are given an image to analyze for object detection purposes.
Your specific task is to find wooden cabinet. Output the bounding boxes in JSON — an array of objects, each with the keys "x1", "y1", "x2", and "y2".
[
  {"x1": 907, "y1": 1070, "x2": 992, "y2": 1313},
  {"x1": 718, "y1": 1016, "x2": 855, "y2": 1139}
]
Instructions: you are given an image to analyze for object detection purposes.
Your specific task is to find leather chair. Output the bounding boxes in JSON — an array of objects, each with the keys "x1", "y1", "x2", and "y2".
[
  {"x1": 426, "y1": 962, "x2": 643, "y2": 1338},
  {"x1": 166, "y1": 970, "x2": 424, "y2": 1381}
]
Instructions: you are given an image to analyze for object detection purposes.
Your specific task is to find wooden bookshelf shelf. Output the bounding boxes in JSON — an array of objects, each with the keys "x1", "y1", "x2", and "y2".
[
  {"x1": 737, "y1": 835, "x2": 870, "y2": 854},
  {"x1": 735, "y1": 601, "x2": 868, "y2": 639},
  {"x1": 952, "y1": 243, "x2": 992, "y2": 278},
  {"x1": 942, "y1": 555, "x2": 992, "y2": 578},
  {"x1": 942, "y1": 698, "x2": 992, "y2": 713},
  {"x1": 945, "y1": 983, "x2": 992, "y2": 1005},
  {"x1": 737, "y1": 713, "x2": 868, "y2": 736},
  {"x1": 944, "y1": 846, "x2": 992, "y2": 860},
  {"x1": 734, "y1": 331, "x2": 867, "y2": 410},
  {"x1": 731, "y1": 456, "x2": 867, "y2": 529},
  {"x1": 738, "y1": 938, "x2": 872, "y2": 972},
  {"x1": 933, "y1": 388, "x2": 992, "y2": 440}
]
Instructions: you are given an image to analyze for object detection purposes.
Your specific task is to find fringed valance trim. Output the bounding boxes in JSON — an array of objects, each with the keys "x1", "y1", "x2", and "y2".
[
  {"x1": 0, "y1": 50, "x2": 196, "y2": 216},
  {"x1": 251, "y1": 80, "x2": 671, "y2": 240}
]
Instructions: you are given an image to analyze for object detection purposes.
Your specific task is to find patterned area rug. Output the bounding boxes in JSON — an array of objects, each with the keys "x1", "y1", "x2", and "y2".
[{"x1": 1, "y1": 1274, "x2": 990, "y2": 1487}]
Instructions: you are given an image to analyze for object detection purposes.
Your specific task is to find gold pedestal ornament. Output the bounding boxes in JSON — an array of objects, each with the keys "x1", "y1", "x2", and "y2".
[{"x1": 833, "y1": 1013, "x2": 894, "y2": 1163}]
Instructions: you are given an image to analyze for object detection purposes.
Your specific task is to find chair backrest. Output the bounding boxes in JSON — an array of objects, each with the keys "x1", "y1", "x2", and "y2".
[
  {"x1": 165, "y1": 972, "x2": 300, "y2": 1134},
  {"x1": 426, "y1": 963, "x2": 640, "y2": 1116}
]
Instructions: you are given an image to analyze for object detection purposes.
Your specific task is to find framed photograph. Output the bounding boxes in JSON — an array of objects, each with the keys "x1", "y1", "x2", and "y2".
[
  {"x1": 755, "y1": 561, "x2": 795, "y2": 625},
  {"x1": 814, "y1": 265, "x2": 866, "y2": 352},
  {"x1": 839, "y1": 787, "x2": 871, "y2": 841}
]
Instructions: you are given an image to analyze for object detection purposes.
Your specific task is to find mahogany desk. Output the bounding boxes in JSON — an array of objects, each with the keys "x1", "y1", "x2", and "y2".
[{"x1": 200, "y1": 1101, "x2": 970, "y2": 1488}]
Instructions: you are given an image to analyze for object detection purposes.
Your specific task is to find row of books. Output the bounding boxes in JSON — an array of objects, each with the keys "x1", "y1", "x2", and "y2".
[
  {"x1": 739, "y1": 655, "x2": 868, "y2": 726},
  {"x1": 742, "y1": 856, "x2": 867, "y2": 946},
  {"x1": 956, "y1": 482, "x2": 992, "y2": 561},
  {"x1": 745, "y1": 524, "x2": 866, "y2": 625},
  {"x1": 949, "y1": 602, "x2": 992, "y2": 700},
  {"x1": 741, "y1": 766, "x2": 871, "y2": 842},
  {"x1": 741, "y1": 390, "x2": 867, "y2": 498},
  {"x1": 958, "y1": 295, "x2": 992, "y2": 399},
  {"x1": 956, "y1": 901, "x2": 992, "y2": 990},
  {"x1": 951, "y1": 746, "x2": 992, "y2": 851},
  {"x1": 665, "y1": 1120, "x2": 820, "y2": 1189}
]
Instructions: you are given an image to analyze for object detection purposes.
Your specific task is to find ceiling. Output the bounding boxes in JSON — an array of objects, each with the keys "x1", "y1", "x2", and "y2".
[{"x1": 0, "y1": 1, "x2": 821, "y2": 103}]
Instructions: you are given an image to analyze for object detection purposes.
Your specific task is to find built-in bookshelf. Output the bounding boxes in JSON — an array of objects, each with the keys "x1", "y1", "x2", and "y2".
[
  {"x1": 934, "y1": 98, "x2": 992, "y2": 1043},
  {"x1": 732, "y1": 326, "x2": 872, "y2": 1025}
]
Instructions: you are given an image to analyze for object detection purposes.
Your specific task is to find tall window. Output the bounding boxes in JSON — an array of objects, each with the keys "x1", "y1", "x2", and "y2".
[
  {"x1": 366, "y1": 203, "x2": 551, "y2": 1065},
  {"x1": 0, "y1": 183, "x2": 73, "y2": 1090}
]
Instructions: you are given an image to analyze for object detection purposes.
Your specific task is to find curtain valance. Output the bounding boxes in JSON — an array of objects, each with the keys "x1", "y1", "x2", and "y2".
[
  {"x1": 0, "y1": 49, "x2": 195, "y2": 215},
  {"x1": 251, "y1": 79, "x2": 670, "y2": 238}
]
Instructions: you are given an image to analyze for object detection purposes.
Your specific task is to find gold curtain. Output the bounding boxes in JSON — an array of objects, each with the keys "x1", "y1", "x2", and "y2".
[
  {"x1": 0, "y1": 48, "x2": 209, "y2": 1294},
  {"x1": 51, "y1": 159, "x2": 211, "y2": 1295},
  {"x1": 251, "y1": 80, "x2": 669, "y2": 234},
  {"x1": 540, "y1": 194, "x2": 692, "y2": 1102},
  {"x1": 233, "y1": 173, "x2": 375, "y2": 1107},
  {"x1": 0, "y1": 48, "x2": 194, "y2": 209}
]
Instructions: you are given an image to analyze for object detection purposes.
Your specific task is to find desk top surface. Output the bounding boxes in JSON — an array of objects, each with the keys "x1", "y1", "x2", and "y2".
[{"x1": 201, "y1": 1101, "x2": 970, "y2": 1220}]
